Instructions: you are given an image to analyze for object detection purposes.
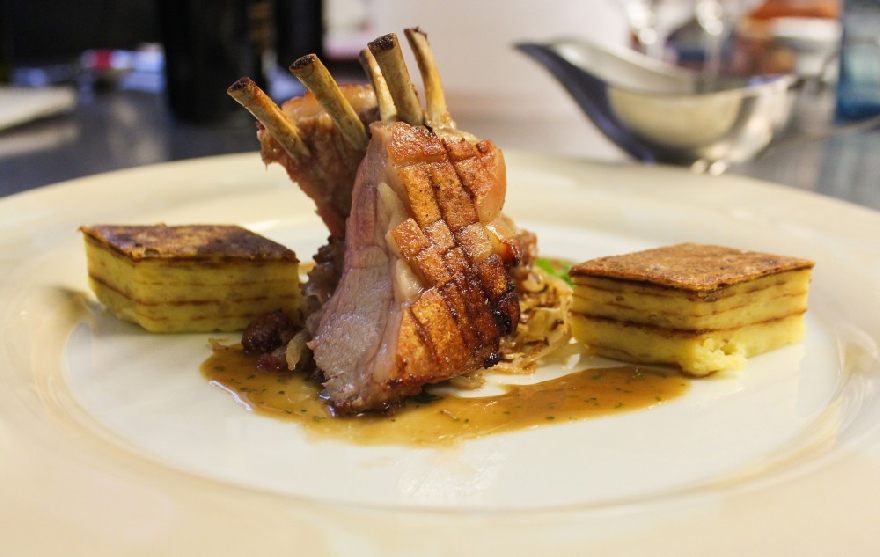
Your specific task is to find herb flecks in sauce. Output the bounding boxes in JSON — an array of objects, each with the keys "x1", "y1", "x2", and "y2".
[{"x1": 201, "y1": 346, "x2": 689, "y2": 447}]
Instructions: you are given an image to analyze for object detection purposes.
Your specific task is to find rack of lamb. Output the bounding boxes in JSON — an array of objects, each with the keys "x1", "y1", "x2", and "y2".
[{"x1": 228, "y1": 29, "x2": 534, "y2": 413}]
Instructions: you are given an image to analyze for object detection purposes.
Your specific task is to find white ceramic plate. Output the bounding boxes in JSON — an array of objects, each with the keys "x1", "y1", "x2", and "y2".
[{"x1": 2, "y1": 153, "x2": 879, "y2": 555}]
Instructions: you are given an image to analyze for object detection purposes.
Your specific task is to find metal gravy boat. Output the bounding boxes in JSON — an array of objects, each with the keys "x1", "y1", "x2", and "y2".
[{"x1": 516, "y1": 38, "x2": 797, "y2": 170}]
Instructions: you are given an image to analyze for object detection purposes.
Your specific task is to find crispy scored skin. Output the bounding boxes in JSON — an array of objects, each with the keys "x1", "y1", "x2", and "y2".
[
  {"x1": 570, "y1": 243, "x2": 814, "y2": 292},
  {"x1": 313, "y1": 122, "x2": 519, "y2": 413},
  {"x1": 390, "y1": 122, "x2": 519, "y2": 345}
]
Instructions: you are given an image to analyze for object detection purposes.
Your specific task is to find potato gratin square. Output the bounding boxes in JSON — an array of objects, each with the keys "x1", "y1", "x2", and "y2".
[
  {"x1": 570, "y1": 243, "x2": 814, "y2": 375},
  {"x1": 81, "y1": 225, "x2": 300, "y2": 333}
]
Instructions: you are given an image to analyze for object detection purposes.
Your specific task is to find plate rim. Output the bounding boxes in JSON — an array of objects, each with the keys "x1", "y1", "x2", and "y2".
[{"x1": 2, "y1": 152, "x2": 880, "y2": 554}]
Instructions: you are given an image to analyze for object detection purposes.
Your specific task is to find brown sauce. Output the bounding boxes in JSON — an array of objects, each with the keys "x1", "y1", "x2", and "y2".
[{"x1": 201, "y1": 346, "x2": 689, "y2": 447}]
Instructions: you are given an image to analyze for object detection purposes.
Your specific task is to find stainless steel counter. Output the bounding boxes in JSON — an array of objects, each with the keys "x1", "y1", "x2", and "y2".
[{"x1": 1, "y1": 87, "x2": 878, "y2": 210}]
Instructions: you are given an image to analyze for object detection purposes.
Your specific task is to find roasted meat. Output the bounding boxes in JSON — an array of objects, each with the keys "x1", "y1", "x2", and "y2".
[
  {"x1": 228, "y1": 74, "x2": 378, "y2": 238},
  {"x1": 229, "y1": 29, "x2": 527, "y2": 413},
  {"x1": 312, "y1": 120, "x2": 520, "y2": 412},
  {"x1": 301, "y1": 236, "x2": 345, "y2": 334}
]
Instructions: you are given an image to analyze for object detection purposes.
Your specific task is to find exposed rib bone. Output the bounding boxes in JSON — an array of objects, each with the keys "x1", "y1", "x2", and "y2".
[
  {"x1": 368, "y1": 33, "x2": 424, "y2": 126},
  {"x1": 290, "y1": 54, "x2": 369, "y2": 151},
  {"x1": 227, "y1": 77, "x2": 309, "y2": 161},
  {"x1": 359, "y1": 48, "x2": 397, "y2": 123},
  {"x1": 404, "y1": 27, "x2": 455, "y2": 131}
]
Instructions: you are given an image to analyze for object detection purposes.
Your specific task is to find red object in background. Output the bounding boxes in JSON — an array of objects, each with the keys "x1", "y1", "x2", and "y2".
[
  {"x1": 732, "y1": 0, "x2": 840, "y2": 76},
  {"x1": 91, "y1": 50, "x2": 113, "y2": 70},
  {"x1": 748, "y1": 0, "x2": 840, "y2": 20}
]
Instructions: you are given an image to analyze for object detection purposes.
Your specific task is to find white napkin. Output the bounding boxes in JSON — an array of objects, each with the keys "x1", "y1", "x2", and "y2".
[{"x1": 0, "y1": 86, "x2": 76, "y2": 131}]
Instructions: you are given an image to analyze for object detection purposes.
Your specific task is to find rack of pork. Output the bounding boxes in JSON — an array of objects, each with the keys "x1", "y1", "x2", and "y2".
[{"x1": 228, "y1": 29, "x2": 534, "y2": 414}]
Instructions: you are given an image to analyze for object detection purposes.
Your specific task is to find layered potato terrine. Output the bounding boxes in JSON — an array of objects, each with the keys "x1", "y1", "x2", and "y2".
[
  {"x1": 81, "y1": 225, "x2": 300, "y2": 333},
  {"x1": 570, "y1": 243, "x2": 814, "y2": 375}
]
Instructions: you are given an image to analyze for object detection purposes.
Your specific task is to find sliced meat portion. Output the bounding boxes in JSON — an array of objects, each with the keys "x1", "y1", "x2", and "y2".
[
  {"x1": 310, "y1": 121, "x2": 519, "y2": 413},
  {"x1": 301, "y1": 236, "x2": 345, "y2": 335}
]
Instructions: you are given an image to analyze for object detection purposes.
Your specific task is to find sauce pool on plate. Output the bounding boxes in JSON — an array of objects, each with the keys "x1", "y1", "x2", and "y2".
[{"x1": 202, "y1": 345, "x2": 689, "y2": 447}]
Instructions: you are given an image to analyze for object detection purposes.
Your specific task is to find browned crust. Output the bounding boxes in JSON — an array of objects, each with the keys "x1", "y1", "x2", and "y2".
[
  {"x1": 412, "y1": 245, "x2": 452, "y2": 285},
  {"x1": 367, "y1": 122, "x2": 518, "y2": 406},
  {"x1": 389, "y1": 310, "x2": 439, "y2": 398},
  {"x1": 424, "y1": 220, "x2": 454, "y2": 251},
  {"x1": 456, "y1": 223, "x2": 494, "y2": 261},
  {"x1": 409, "y1": 288, "x2": 470, "y2": 375},
  {"x1": 427, "y1": 163, "x2": 478, "y2": 231},
  {"x1": 445, "y1": 246, "x2": 501, "y2": 341},
  {"x1": 396, "y1": 165, "x2": 443, "y2": 227},
  {"x1": 445, "y1": 138, "x2": 499, "y2": 222},
  {"x1": 570, "y1": 243, "x2": 814, "y2": 292},
  {"x1": 387, "y1": 121, "x2": 446, "y2": 165},
  {"x1": 439, "y1": 281, "x2": 478, "y2": 351},
  {"x1": 390, "y1": 218, "x2": 430, "y2": 259},
  {"x1": 81, "y1": 225, "x2": 298, "y2": 262}
]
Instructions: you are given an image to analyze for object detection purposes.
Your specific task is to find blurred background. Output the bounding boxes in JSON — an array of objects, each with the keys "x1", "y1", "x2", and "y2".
[{"x1": 1, "y1": 0, "x2": 878, "y2": 208}]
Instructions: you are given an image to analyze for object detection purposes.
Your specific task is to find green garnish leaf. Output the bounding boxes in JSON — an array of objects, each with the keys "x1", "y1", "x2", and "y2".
[{"x1": 535, "y1": 257, "x2": 574, "y2": 285}]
